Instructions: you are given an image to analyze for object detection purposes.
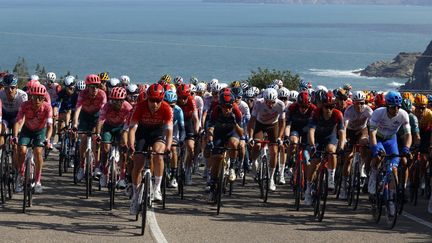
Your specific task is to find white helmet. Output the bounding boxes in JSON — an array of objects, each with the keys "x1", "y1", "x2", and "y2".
[
  {"x1": 267, "y1": 83, "x2": 279, "y2": 90},
  {"x1": 272, "y1": 79, "x2": 283, "y2": 87},
  {"x1": 220, "y1": 83, "x2": 228, "y2": 89},
  {"x1": 352, "y1": 91, "x2": 366, "y2": 101},
  {"x1": 120, "y1": 75, "x2": 130, "y2": 85},
  {"x1": 278, "y1": 87, "x2": 290, "y2": 98},
  {"x1": 126, "y1": 83, "x2": 138, "y2": 94},
  {"x1": 244, "y1": 89, "x2": 255, "y2": 98},
  {"x1": 108, "y1": 78, "x2": 120, "y2": 88},
  {"x1": 211, "y1": 83, "x2": 223, "y2": 93},
  {"x1": 251, "y1": 86, "x2": 260, "y2": 96},
  {"x1": 209, "y1": 78, "x2": 219, "y2": 87},
  {"x1": 30, "y1": 74, "x2": 39, "y2": 81},
  {"x1": 263, "y1": 88, "x2": 278, "y2": 101},
  {"x1": 289, "y1": 90, "x2": 299, "y2": 101},
  {"x1": 197, "y1": 82, "x2": 207, "y2": 92},
  {"x1": 76, "y1": 80, "x2": 86, "y2": 91},
  {"x1": 64, "y1": 76, "x2": 75, "y2": 87},
  {"x1": 46, "y1": 72, "x2": 56, "y2": 82},
  {"x1": 241, "y1": 82, "x2": 249, "y2": 90},
  {"x1": 315, "y1": 85, "x2": 328, "y2": 92},
  {"x1": 174, "y1": 76, "x2": 184, "y2": 85},
  {"x1": 190, "y1": 84, "x2": 197, "y2": 92},
  {"x1": 190, "y1": 77, "x2": 199, "y2": 85}
]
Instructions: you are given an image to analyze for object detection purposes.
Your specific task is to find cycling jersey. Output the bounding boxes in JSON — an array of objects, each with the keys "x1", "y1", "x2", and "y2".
[
  {"x1": 46, "y1": 83, "x2": 61, "y2": 107},
  {"x1": 287, "y1": 103, "x2": 317, "y2": 135},
  {"x1": 16, "y1": 100, "x2": 53, "y2": 132},
  {"x1": 56, "y1": 88, "x2": 75, "y2": 113},
  {"x1": 415, "y1": 108, "x2": 432, "y2": 131},
  {"x1": 343, "y1": 104, "x2": 373, "y2": 131},
  {"x1": 0, "y1": 89, "x2": 27, "y2": 121},
  {"x1": 172, "y1": 104, "x2": 185, "y2": 142},
  {"x1": 251, "y1": 98, "x2": 285, "y2": 125},
  {"x1": 76, "y1": 89, "x2": 107, "y2": 114},
  {"x1": 195, "y1": 95, "x2": 203, "y2": 124},
  {"x1": 309, "y1": 108, "x2": 344, "y2": 138},
  {"x1": 209, "y1": 105, "x2": 242, "y2": 150},
  {"x1": 369, "y1": 107, "x2": 410, "y2": 140},
  {"x1": 203, "y1": 95, "x2": 214, "y2": 113},
  {"x1": 99, "y1": 101, "x2": 133, "y2": 127},
  {"x1": 130, "y1": 100, "x2": 173, "y2": 128},
  {"x1": 237, "y1": 100, "x2": 251, "y2": 122},
  {"x1": 178, "y1": 96, "x2": 197, "y2": 120}
]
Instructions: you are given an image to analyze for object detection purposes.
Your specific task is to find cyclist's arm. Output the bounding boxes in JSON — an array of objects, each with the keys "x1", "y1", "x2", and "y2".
[
  {"x1": 179, "y1": 109, "x2": 186, "y2": 142},
  {"x1": 13, "y1": 118, "x2": 24, "y2": 138},
  {"x1": 403, "y1": 132, "x2": 412, "y2": 149},
  {"x1": 128, "y1": 123, "x2": 137, "y2": 149},
  {"x1": 165, "y1": 125, "x2": 173, "y2": 151},
  {"x1": 369, "y1": 128, "x2": 377, "y2": 147},
  {"x1": 234, "y1": 123, "x2": 244, "y2": 137},
  {"x1": 247, "y1": 116, "x2": 256, "y2": 139},
  {"x1": 285, "y1": 123, "x2": 291, "y2": 139},
  {"x1": 308, "y1": 127, "x2": 315, "y2": 146},
  {"x1": 73, "y1": 106, "x2": 82, "y2": 129},
  {"x1": 207, "y1": 127, "x2": 214, "y2": 142},
  {"x1": 192, "y1": 111, "x2": 199, "y2": 135},
  {"x1": 46, "y1": 122, "x2": 53, "y2": 143},
  {"x1": 337, "y1": 128, "x2": 346, "y2": 150},
  {"x1": 201, "y1": 111, "x2": 207, "y2": 129}
]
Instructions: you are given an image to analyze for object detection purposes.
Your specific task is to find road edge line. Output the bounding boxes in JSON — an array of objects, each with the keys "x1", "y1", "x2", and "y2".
[
  {"x1": 402, "y1": 212, "x2": 432, "y2": 229},
  {"x1": 148, "y1": 209, "x2": 168, "y2": 243}
]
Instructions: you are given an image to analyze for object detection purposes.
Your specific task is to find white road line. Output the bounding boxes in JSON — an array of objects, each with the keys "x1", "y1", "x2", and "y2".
[
  {"x1": 403, "y1": 212, "x2": 432, "y2": 229},
  {"x1": 148, "y1": 209, "x2": 168, "y2": 243}
]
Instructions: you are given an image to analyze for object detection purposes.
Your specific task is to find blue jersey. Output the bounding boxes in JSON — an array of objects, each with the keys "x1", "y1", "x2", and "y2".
[
  {"x1": 57, "y1": 88, "x2": 76, "y2": 112},
  {"x1": 173, "y1": 105, "x2": 185, "y2": 142}
]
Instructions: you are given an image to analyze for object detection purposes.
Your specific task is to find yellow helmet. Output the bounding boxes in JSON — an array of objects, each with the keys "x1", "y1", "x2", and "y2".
[
  {"x1": 231, "y1": 80, "x2": 241, "y2": 88},
  {"x1": 160, "y1": 74, "x2": 172, "y2": 84},
  {"x1": 414, "y1": 94, "x2": 428, "y2": 106},
  {"x1": 402, "y1": 92, "x2": 414, "y2": 103},
  {"x1": 98, "y1": 72, "x2": 110, "y2": 82}
]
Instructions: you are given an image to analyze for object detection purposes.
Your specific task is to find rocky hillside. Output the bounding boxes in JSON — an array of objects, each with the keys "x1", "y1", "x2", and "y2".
[
  {"x1": 202, "y1": 0, "x2": 432, "y2": 5},
  {"x1": 401, "y1": 41, "x2": 432, "y2": 90},
  {"x1": 359, "y1": 52, "x2": 420, "y2": 78}
]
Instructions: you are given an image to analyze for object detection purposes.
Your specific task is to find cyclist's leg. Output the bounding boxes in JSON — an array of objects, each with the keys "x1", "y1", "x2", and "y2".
[
  {"x1": 326, "y1": 142, "x2": 337, "y2": 189},
  {"x1": 32, "y1": 128, "x2": 47, "y2": 186},
  {"x1": 0, "y1": 122, "x2": 6, "y2": 147},
  {"x1": 152, "y1": 140, "x2": 166, "y2": 199},
  {"x1": 382, "y1": 136, "x2": 400, "y2": 190}
]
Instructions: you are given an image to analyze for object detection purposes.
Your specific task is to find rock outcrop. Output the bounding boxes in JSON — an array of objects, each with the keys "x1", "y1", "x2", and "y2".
[
  {"x1": 359, "y1": 52, "x2": 420, "y2": 78},
  {"x1": 401, "y1": 41, "x2": 432, "y2": 90}
]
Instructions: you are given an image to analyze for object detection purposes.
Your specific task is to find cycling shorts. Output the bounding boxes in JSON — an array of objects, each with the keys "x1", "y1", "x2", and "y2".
[
  {"x1": 135, "y1": 125, "x2": 165, "y2": 152},
  {"x1": 212, "y1": 129, "x2": 240, "y2": 154},
  {"x1": 78, "y1": 111, "x2": 100, "y2": 132},
  {"x1": 253, "y1": 121, "x2": 278, "y2": 143},
  {"x1": 19, "y1": 126, "x2": 47, "y2": 147},
  {"x1": 419, "y1": 130, "x2": 431, "y2": 154},
  {"x1": 184, "y1": 118, "x2": 196, "y2": 140},
  {"x1": 345, "y1": 127, "x2": 368, "y2": 151},
  {"x1": 312, "y1": 133, "x2": 338, "y2": 158},
  {"x1": 101, "y1": 123, "x2": 123, "y2": 143},
  {"x1": 372, "y1": 135, "x2": 400, "y2": 168}
]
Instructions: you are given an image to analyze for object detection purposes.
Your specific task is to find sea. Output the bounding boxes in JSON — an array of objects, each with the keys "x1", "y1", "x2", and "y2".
[{"x1": 1, "y1": 0, "x2": 431, "y2": 90}]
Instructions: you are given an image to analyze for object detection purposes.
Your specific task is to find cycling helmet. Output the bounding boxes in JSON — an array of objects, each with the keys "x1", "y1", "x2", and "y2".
[
  {"x1": 401, "y1": 99, "x2": 412, "y2": 112},
  {"x1": 263, "y1": 88, "x2": 278, "y2": 101},
  {"x1": 210, "y1": 78, "x2": 219, "y2": 86},
  {"x1": 64, "y1": 76, "x2": 75, "y2": 87},
  {"x1": 244, "y1": 88, "x2": 255, "y2": 98},
  {"x1": 126, "y1": 84, "x2": 138, "y2": 94},
  {"x1": 85, "y1": 74, "x2": 101, "y2": 85},
  {"x1": 147, "y1": 83, "x2": 165, "y2": 100},
  {"x1": 3, "y1": 74, "x2": 18, "y2": 86},
  {"x1": 29, "y1": 84, "x2": 47, "y2": 96},
  {"x1": 375, "y1": 93, "x2": 386, "y2": 107},
  {"x1": 162, "y1": 83, "x2": 172, "y2": 91},
  {"x1": 267, "y1": 83, "x2": 279, "y2": 90},
  {"x1": 315, "y1": 85, "x2": 328, "y2": 92},
  {"x1": 160, "y1": 74, "x2": 172, "y2": 84},
  {"x1": 120, "y1": 75, "x2": 130, "y2": 86},
  {"x1": 289, "y1": 90, "x2": 299, "y2": 102},
  {"x1": 335, "y1": 88, "x2": 349, "y2": 100},
  {"x1": 29, "y1": 74, "x2": 39, "y2": 81},
  {"x1": 211, "y1": 83, "x2": 223, "y2": 93},
  {"x1": 297, "y1": 91, "x2": 311, "y2": 106},
  {"x1": 46, "y1": 72, "x2": 56, "y2": 82},
  {"x1": 366, "y1": 92, "x2": 374, "y2": 103},
  {"x1": 414, "y1": 94, "x2": 428, "y2": 106},
  {"x1": 231, "y1": 87, "x2": 243, "y2": 98},
  {"x1": 26, "y1": 79, "x2": 40, "y2": 91},
  {"x1": 240, "y1": 82, "x2": 249, "y2": 91},
  {"x1": 190, "y1": 76, "x2": 199, "y2": 85},
  {"x1": 177, "y1": 84, "x2": 191, "y2": 97},
  {"x1": 98, "y1": 72, "x2": 110, "y2": 82},
  {"x1": 428, "y1": 94, "x2": 432, "y2": 105},
  {"x1": 385, "y1": 91, "x2": 402, "y2": 107},
  {"x1": 272, "y1": 79, "x2": 283, "y2": 87},
  {"x1": 174, "y1": 76, "x2": 184, "y2": 85},
  {"x1": 107, "y1": 78, "x2": 120, "y2": 88},
  {"x1": 219, "y1": 89, "x2": 235, "y2": 105},
  {"x1": 196, "y1": 82, "x2": 207, "y2": 93},
  {"x1": 220, "y1": 83, "x2": 228, "y2": 89},
  {"x1": 352, "y1": 91, "x2": 366, "y2": 102},
  {"x1": 231, "y1": 80, "x2": 241, "y2": 88},
  {"x1": 278, "y1": 87, "x2": 290, "y2": 99},
  {"x1": 109, "y1": 87, "x2": 127, "y2": 100},
  {"x1": 76, "y1": 80, "x2": 86, "y2": 91},
  {"x1": 190, "y1": 84, "x2": 197, "y2": 93},
  {"x1": 343, "y1": 83, "x2": 352, "y2": 91},
  {"x1": 164, "y1": 90, "x2": 178, "y2": 103},
  {"x1": 299, "y1": 80, "x2": 309, "y2": 91},
  {"x1": 313, "y1": 89, "x2": 326, "y2": 103}
]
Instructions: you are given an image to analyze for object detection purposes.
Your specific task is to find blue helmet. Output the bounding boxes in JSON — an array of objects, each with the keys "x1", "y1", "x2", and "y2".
[
  {"x1": 401, "y1": 98, "x2": 412, "y2": 113},
  {"x1": 427, "y1": 94, "x2": 432, "y2": 105},
  {"x1": 299, "y1": 80, "x2": 308, "y2": 91},
  {"x1": 3, "y1": 74, "x2": 18, "y2": 86},
  {"x1": 385, "y1": 91, "x2": 402, "y2": 107},
  {"x1": 231, "y1": 87, "x2": 243, "y2": 99},
  {"x1": 164, "y1": 90, "x2": 177, "y2": 103}
]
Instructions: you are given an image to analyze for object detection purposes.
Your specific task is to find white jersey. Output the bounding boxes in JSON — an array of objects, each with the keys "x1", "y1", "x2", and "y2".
[
  {"x1": 343, "y1": 104, "x2": 373, "y2": 131},
  {"x1": 238, "y1": 100, "x2": 251, "y2": 121},
  {"x1": 369, "y1": 107, "x2": 410, "y2": 140},
  {"x1": 0, "y1": 89, "x2": 28, "y2": 116},
  {"x1": 251, "y1": 98, "x2": 285, "y2": 125},
  {"x1": 194, "y1": 95, "x2": 203, "y2": 124},
  {"x1": 283, "y1": 100, "x2": 293, "y2": 117},
  {"x1": 47, "y1": 83, "x2": 60, "y2": 102}
]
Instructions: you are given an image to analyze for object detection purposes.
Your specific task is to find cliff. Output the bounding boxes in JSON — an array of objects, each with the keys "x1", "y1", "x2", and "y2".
[
  {"x1": 359, "y1": 52, "x2": 420, "y2": 78},
  {"x1": 402, "y1": 41, "x2": 432, "y2": 90}
]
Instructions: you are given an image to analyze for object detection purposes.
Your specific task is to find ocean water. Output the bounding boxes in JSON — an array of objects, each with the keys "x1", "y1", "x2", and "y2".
[{"x1": 0, "y1": 0, "x2": 431, "y2": 90}]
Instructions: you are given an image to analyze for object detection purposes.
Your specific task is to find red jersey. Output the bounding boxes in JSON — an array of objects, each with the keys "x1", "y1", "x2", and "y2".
[
  {"x1": 16, "y1": 100, "x2": 53, "y2": 131},
  {"x1": 76, "y1": 89, "x2": 107, "y2": 114},
  {"x1": 130, "y1": 100, "x2": 173, "y2": 128},
  {"x1": 210, "y1": 103, "x2": 242, "y2": 124},
  {"x1": 99, "y1": 101, "x2": 133, "y2": 127},
  {"x1": 178, "y1": 96, "x2": 197, "y2": 120}
]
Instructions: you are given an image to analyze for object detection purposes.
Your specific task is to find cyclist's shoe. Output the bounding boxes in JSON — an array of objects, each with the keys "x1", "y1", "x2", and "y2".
[
  {"x1": 153, "y1": 189, "x2": 162, "y2": 202},
  {"x1": 34, "y1": 182, "x2": 43, "y2": 194},
  {"x1": 229, "y1": 168, "x2": 236, "y2": 182},
  {"x1": 278, "y1": 176, "x2": 286, "y2": 185},
  {"x1": 15, "y1": 175, "x2": 23, "y2": 193},
  {"x1": 76, "y1": 167, "x2": 85, "y2": 182},
  {"x1": 185, "y1": 168, "x2": 192, "y2": 186},
  {"x1": 207, "y1": 183, "x2": 216, "y2": 203},
  {"x1": 269, "y1": 180, "x2": 276, "y2": 191},
  {"x1": 304, "y1": 190, "x2": 312, "y2": 206},
  {"x1": 100, "y1": 174, "x2": 107, "y2": 187},
  {"x1": 129, "y1": 198, "x2": 139, "y2": 215},
  {"x1": 94, "y1": 167, "x2": 102, "y2": 179},
  {"x1": 117, "y1": 179, "x2": 127, "y2": 190},
  {"x1": 168, "y1": 178, "x2": 178, "y2": 188},
  {"x1": 69, "y1": 160, "x2": 75, "y2": 168},
  {"x1": 368, "y1": 170, "x2": 377, "y2": 194},
  {"x1": 328, "y1": 176, "x2": 335, "y2": 190},
  {"x1": 360, "y1": 164, "x2": 367, "y2": 178},
  {"x1": 388, "y1": 201, "x2": 396, "y2": 217}
]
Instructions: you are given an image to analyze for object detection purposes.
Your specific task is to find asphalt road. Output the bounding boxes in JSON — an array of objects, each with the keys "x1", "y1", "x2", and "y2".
[{"x1": 1, "y1": 151, "x2": 431, "y2": 243}]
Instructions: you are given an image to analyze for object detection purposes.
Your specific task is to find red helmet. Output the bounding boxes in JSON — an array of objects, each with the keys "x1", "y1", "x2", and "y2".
[
  {"x1": 85, "y1": 74, "x2": 101, "y2": 85},
  {"x1": 375, "y1": 93, "x2": 386, "y2": 107},
  {"x1": 110, "y1": 87, "x2": 127, "y2": 100},
  {"x1": 147, "y1": 83, "x2": 165, "y2": 100},
  {"x1": 177, "y1": 84, "x2": 190, "y2": 98},
  {"x1": 162, "y1": 83, "x2": 171, "y2": 91},
  {"x1": 26, "y1": 79, "x2": 40, "y2": 90},
  {"x1": 321, "y1": 90, "x2": 334, "y2": 105},
  {"x1": 297, "y1": 91, "x2": 310, "y2": 106},
  {"x1": 219, "y1": 88, "x2": 235, "y2": 105},
  {"x1": 29, "y1": 84, "x2": 47, "y2": 96}
]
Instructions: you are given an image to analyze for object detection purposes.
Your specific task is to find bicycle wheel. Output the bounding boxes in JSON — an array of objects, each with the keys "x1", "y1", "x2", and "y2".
[
  {"x1": 384, "y1": 181, "x2": 398, "y2": 229},
  {"x1": 294, "y1": 157, "x2": 302, "y2": 211},
  {"x1": 335, "y1": 159, "x2": 343, "y2": 198},
  {"x1": 410, "y1": 163, "x2": 419, "y2": 206},
  {"x1": 162, "y1": 165, "x2": 167, "y2": 210},
  {"x1": 317, "y1": 169, "x2": 329, "y2": 222},
  {"x1": 351, "y1": 159, "x2": 361, "y2": 211},
  {"x1": 372, "y1": 172, "x2": 383, "y2": 223},
  {"x1": 73, "y1": 141, "x2": 79, "y2": 184},
  {"x1": 22, "y1": 158, "x2": 31, "y2": 213},
  {"x1": 397, "y1": 165, "x2": 405, "y2": 215},
  {"x1": 262, "y1": 155, "x2": 269, "y2": 203},
  {"x1": 141, "y1": 173, "x2": 150, "y2": 236},
  {"x1": 109, "y1": 158, "x2": 115, "y2": 210},
  {"x1": 178, "y1": 149, "x2": 184, "y2": 199},
  {"x1": 85, "y1": 151, "x2": 92, "y2": 199},
  {"x1": 63, "y1": 135, "x2": 70, "y2": 173},
  {"x1": 5, "y1": 150, "x2": 13, "y2": 200},
  {"x1": 216, "y1": 162, "x2": 224, "y2": 215}
]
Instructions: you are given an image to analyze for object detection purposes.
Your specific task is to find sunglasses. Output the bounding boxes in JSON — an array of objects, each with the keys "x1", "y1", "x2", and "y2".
[
  {"x1": 110, "y1": 99, "x2": 124, "y2": 104},
  {"x1": 387, "y1": 105, "x2": 400, "y2": 109},
  {"x1": 279, "y1": 97, "x2": 288, "y2": 101},
  {"x1": 222, "y1": 104, "x2": 233, "y2": 109},
  {"x1": 416, "y1": 106, "x2": 426, "y2": 110},
  {"x1": 31, "y1": 95, "x2": 45, "y2": 101},
  {"x1": 300, "y1": 105, "x2": 309, "y2": 109},
  {"x1": 265, "y1": 100, "x2": 276, "y2": 105},
  {"x1": 324, "y1": 104, "x2": 335, "y2": 109},
  {"x1": 6, "y1": 86, "x2": 17, "y2": 90},
  {"x1": 88, "y1": 84, "x2": 98, "y2": 89},
  {"x1": 179, "y1": 96, "x2": 188, "y2": 100},
  {"x1": 149, "y1": 98, "x2": 163, "y2": 103},
  {"x1": 355, "y1": 102, "x2": 365, "y2": 105}
]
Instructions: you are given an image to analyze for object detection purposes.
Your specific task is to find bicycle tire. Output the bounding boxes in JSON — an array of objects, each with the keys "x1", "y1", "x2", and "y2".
[
  {"x1": 216, "y1": 162, "x2": 224, "y2": 215},
  {"x1": 63, "y1": 135, "x2": 70, "y2": 173},
  {"x1": 162, "y1": 165, "x2": 167, "y2": 210},
  {"x1": 335, "y1": 158, "x2": 343, "y2": 198},
  {"x1": 411, "y1": 163, "x2": 419, "y2": 206},
  {"x1": 109, "y1": 157, "x2": 115, "y2": 210},
  {"x1": 22, "y1": 157, "x2": 31, "y2": 213},
  {"x1": 397, "y1": 165, "x2": 405, "y2": 215},
  {"x1": 141, "y1": 173, "x2": 150, "y2": 236},
  {"x1": 73, "y1": 141, "x2": 79, "y2": 184},
  {"x1": 372, "y1": 172, "x2": 383, "y2": 223},
  {"x1": 85, "y1": 151, "x2": 92, "y2": 199},
  {"x1": 263, "y1": 155, "x2": 269, "y2": 203},
  {"x1": 352, "y1": 160, "x2": 361, "y2": 211},
  {"x1": 384, "y1": 176, "x2": 398, "y2": 229},
  {"x1": 242, "y1": 156, "x2": 247, "y2": 187},
  {"x1": 6, "y1": 150, "x2": 13, "y2": 200},
  {"x1": 294, "y1": 158, "x2": 302, "y2": 211},
  {"x1": 317, "y1": 169, "x2": 328, "y2": 222}
]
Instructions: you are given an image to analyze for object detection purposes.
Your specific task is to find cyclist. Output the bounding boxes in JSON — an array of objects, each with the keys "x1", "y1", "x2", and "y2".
[
  {"x1": 374, "y1": 92, "x2": 386, "y2": 109},
  {"x1": 277, "y1": 87, "x2": 291, "y2": 184},
  {"x1": 13, "y1": 84, "x2": 53, "y2": 193},
  {"x1": 207, "y1": 89, "x2": 243, "y2": 201},
  {"x1": 174, "y1": 76, "x2": 184, "y2": 88},
  {"x1": 368, "y1": 91, "x2": 411, "y2": 216},
  {"x1": 176, "y1": 84, "x2": 200, "y2": 185},
  {"x1": 164, "y1": 90, "x2": 185, "y2": 188},
  {"x1": 128, "y1": 83, "x2": 173, "y2": 214},
  {"x1": 248, "y1": 88, "x2": 286, "y2": 192},
  {"x1": 244, "y1": 88, "x2": 256, "y2": 111},
  {"x1": 159, "y1": 74, "x2": 172, "y2": 85},
  {"x1": 120, "y1": 75, "x2": 130, "y2": 88},
  {"x1": 304, "y1": 90, "x2": 345, "y2": 206},
  {"x1": 98, "y1": 72, "x2": 110, "y2": 92},
  {"x1": 96, "y1": 87, "x2": 133, "y2": 187},
  {"x1": 335, "y1": 88, "x2": 351, "y2": 113},
  {"x1": 339, "y1": 91, "x2": 372, "y2": 199},
  {"x1": 126, "y1": 84, "x2": 139, "y2": 107},
  {"x1": 107, "y1": 78, "x2": 120, "y2": 95},
  {"x1": 45, "y1": 72, "x2": 61, "y2": 143},
  {"x1": 56, "y1": 76, "x2": 76, "y2": 141},
  {"x1": 73, "y1": 74, "x2": 107, "y2": 181}
]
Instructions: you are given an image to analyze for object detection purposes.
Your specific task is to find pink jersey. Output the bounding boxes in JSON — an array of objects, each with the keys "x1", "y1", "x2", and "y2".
[
  {"x1": 16, "y1": 101, "x2": 53, "y2": 131},
  {"x1": 76, "y1": 89, "x2": 107, "y2": 114},
  {"x1": 99, "y1": 101, "x2": 133, "y2": 127}
]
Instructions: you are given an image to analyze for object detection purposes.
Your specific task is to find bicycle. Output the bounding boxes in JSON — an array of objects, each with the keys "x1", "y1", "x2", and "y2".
[
  {"x1": 22, "y1": 140, "x2": 38, "y2": 213},
  {"x1": 370, "y1": 153, "x2": 407, "y2": 229},
  {"x1": 133, "y1": 149, "x2": 167, "y2": 236},
  {"x1": 291, "y1": 142, "x2": 307, "y2": 211},
  {"x1": 408, "y1": 151, "x2": 421, "y2": 206},
  {"x1": 347, "y1": 144, "x2": 367, "y2": 210},
  {"x1": 107, "y1": 140, "x2": 121, "y2": 210},
  {"x1": 252, "y1": 140, "x2": 271, "y2": 203},
  {"x1": 72, "y1": 137, "x2": 81, "y2": 185},
  {"x1": 76, "y1": 131, "x2": 97, "y2": 199},
  {"x1": 58, "y1": 124, "x2": 74, "y2": 176},
  {"x1": 0, "y1": 133, "x2": 14, "y2": 204},
  {"x1": 176, "y1": 144, "x2": 186, "y2": 199}
]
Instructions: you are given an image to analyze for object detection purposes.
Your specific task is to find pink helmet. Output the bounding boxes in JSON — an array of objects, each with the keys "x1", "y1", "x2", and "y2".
[
  {"x1": 29, "y1": 84, "x2": 47, "y2": 96},
  {"x1": 109, "y1": 87, "x2": 127, "y2": 100},
  {"x1": 85, "y1": 74, "x2": 101, "y2": 85}
]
